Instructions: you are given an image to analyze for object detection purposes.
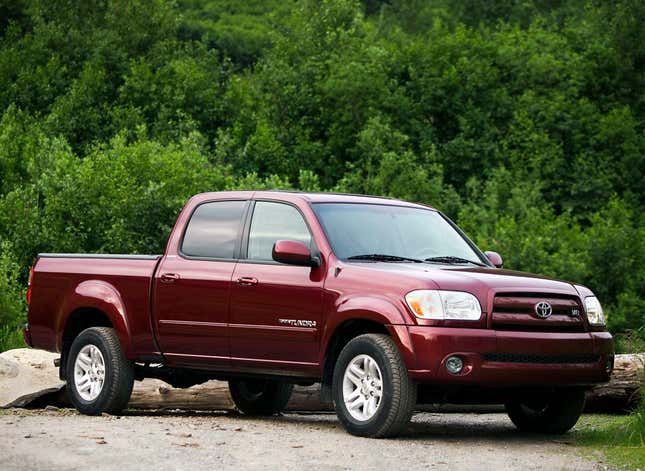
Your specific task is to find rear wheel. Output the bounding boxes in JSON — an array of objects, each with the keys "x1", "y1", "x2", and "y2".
[
  {"x1": 228, "y1": 379, "x2": 293, "y2": 415},
  {"x1": 66, "y1": 327, "x2": 134, "y2": 415},
  {"x1": 505, "y1": 387, "x2": 586, "y2": 434},
  {"x1": 332, "y1": 334, "x2": 416, "y2": 438}
]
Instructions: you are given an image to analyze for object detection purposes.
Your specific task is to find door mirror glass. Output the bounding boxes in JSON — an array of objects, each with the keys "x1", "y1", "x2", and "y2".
[
  {"x1": 484, "y1": 251, "x2": 503, "y2": 268},
  {"x1": 273, "y1": 240, "x2": 319, "y2": 267}
]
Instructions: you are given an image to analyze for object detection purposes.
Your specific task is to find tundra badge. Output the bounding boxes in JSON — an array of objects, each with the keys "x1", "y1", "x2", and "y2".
[{"x1": 278, "y1": 319, "x2": 317, "y2": 327}]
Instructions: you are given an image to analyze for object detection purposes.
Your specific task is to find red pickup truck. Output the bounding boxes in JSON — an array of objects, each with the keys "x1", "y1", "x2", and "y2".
[{"x1": 24, "y1": 191, "x2": 613, "y2": 437}]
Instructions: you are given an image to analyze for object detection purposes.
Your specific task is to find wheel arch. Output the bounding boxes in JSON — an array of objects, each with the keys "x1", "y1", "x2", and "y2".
[
  {"x1": 319, "y1": 306, "x2": 416, "y2": 404},
  {"x1": 57, "y1": 280, "x2": 132, "y2": 378}
]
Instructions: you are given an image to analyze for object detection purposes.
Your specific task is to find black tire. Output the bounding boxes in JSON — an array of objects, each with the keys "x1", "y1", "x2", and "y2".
[
  {"x1": 332, "y1": 333, "x2": 416, "y2": 438},
  {"x1": 66, "y1": 327, "x2": 134, "y2": 415},
  {"x1": 505, "y1": 387, "x2": 586, "y2": 434},
  {"x1": 228, "y1": 379, "x2": 293, "y2": 415}
]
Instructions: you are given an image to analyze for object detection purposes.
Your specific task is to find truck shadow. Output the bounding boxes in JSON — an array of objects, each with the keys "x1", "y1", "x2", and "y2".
[{"x1": 121, "y1": 409, "x2": 569, "y2": 443}]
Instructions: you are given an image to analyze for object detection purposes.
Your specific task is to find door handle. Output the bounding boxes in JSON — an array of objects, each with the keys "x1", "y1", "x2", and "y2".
[
  {"x1": 160, "y1": 273, "x2": 180, "y2": 283},
  {"x1": 236, "y1": 276, "x2": 258, "y2": 286}
]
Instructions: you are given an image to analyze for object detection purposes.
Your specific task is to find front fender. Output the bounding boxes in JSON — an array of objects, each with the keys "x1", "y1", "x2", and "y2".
[
  {"x1": 56, "y1": 280, "x2": 132, "y2": 356},
  {"x1": 323, "y1": 296, "x2": 417, "y2": 370}
]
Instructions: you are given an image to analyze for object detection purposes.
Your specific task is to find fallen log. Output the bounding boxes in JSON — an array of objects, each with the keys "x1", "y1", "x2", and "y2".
[
  {"x1": 2, "y1": 349, "x2": 643, "y2": 413},
  {"x1": 128, "y1": 379, "x2": 327, "y2": 411},
  {"x1": 585, "y1": 353, "x2": 644, "y2": 413}
]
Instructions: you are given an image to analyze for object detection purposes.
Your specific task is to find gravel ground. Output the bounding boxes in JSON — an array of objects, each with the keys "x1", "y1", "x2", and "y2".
[{"x1": 0, "y1": 409, "x2": 610, "y2": 471}]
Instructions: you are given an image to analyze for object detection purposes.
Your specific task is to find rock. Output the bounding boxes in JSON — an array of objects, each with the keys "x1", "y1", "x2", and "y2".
[{"x1": 0, "y1": 349, "x2": 65, "y2": 408}]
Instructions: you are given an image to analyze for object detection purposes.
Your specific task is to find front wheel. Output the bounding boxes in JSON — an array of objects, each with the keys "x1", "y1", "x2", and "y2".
[
  {"x1": 332, "y1": 334, "x2": 416, "y2": 438},
  {"x1": 505, "y1": 387, "x2": 586, "y2": 434},
  {"x1": 66, "y1": 327, "x2": 134, "y2": 415},
  {"x1": 228, "y1": 379, "x2": 293, "y2": 415}
]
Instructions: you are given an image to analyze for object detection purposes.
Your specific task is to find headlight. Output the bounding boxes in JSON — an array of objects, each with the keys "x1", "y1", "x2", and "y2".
[
  {"x1": 405, "y1": 290, "x2": 482, "y2": 320},
  {"x1": 585, "y1": 296, "x2": 605, "y2": 326}
]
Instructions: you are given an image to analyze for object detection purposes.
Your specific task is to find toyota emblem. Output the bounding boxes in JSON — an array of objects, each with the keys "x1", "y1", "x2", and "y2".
[{"x1": 534, "y1": 301, "x2": 553, "y2": 319}]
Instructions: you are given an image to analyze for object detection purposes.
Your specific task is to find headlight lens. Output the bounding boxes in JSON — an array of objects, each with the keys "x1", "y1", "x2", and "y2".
[
  {"x1": 585, "y1": 296, "x2": 605, "y2": 326},
  {"x1": 405, "y1": 290, "x2": 482, "y2": 320}
]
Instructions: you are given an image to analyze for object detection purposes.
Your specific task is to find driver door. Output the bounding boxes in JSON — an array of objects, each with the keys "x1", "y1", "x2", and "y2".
[{"x1": 229, "y1": 200, "x2": 324, "y2": 375}]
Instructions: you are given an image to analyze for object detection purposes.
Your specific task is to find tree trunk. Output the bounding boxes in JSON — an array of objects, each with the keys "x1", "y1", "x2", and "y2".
[
  {"x1": 584, "y1": 353, "x2": 644, "y2": 413},
  {"x1": 129, "y1": 354, "x2": 645, "y2": 413},
  {"x1": 3, "y1": 349, "x2": 642, "y2": 413},
  {"x1": 128, "y1": 380, "x2": 328, "y2": 411}
]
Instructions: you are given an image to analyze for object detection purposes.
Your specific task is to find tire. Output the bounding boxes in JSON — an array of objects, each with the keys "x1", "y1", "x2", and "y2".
[
  {"x1": 66, "y1": 327, "x2": 134, "y2": 415},
  {"x1": 332, "y1": 333, "x2": 416, "y2": 438},
  {"x1": 228, "y1": 379, "x2": 293, "y2": 415},
  {"x1": 505, "y1": 387, "x2": 586, "y2": 434}
]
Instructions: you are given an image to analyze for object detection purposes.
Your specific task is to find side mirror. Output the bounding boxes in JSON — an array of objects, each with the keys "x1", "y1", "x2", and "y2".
[
  {"x1": 272, "y1": 240, "x2": 320, "y2": 267},
  {"x1": 484, "y1": 251, "x2": 503, "y2": 268}
]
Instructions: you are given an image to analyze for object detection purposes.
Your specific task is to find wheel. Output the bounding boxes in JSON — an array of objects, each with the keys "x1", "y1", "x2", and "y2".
[
  {"x1": 228, "y1": 379, "x2": 293, "y2": 415},
  {"x1": 505, "y1": 387, "x2": 586, "y2": 434},
  {"x1": 332, "y1": 333, "x2": 416, "y2": 438},
  {"x1": 66, "y1": 327, "x2": 134, "y2": 415}
]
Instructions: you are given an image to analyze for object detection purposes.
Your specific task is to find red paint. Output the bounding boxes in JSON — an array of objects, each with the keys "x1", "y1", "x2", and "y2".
[
  {"x1": 26, "y1": 191, "x2": 613, "y2": 390},
  {"x1": 272, "y1": 240, "x2": 316, "y2": 266},
  {"x1": 484, "y1": 251, "x2": 503, "y2": 268}
]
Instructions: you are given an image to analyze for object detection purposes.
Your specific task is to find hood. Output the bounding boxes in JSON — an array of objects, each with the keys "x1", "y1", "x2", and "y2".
[{"x1": 343, "y1": 262, "x2": 578, "y2": 297}]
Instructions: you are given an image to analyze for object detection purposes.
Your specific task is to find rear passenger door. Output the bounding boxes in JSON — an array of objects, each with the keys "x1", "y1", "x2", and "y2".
[
  {"x1": 152, "y1": 199, "x2": 248, "y2": 367},
  {"x1": 229, "y1": 200, "x2": 324, "y2": 375}
]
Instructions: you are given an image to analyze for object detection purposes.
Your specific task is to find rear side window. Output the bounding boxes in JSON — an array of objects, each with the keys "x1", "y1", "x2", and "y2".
[
  {"x1": 247, "y1": 201, "x2": 312, "y2": 261},
  {"x1": 181, "y1": 200, "x2": 246, "y2": 259}
]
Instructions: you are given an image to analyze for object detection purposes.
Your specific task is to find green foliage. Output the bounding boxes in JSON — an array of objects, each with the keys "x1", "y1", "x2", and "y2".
[
  {"x1": 0, "y1": 0, "x2": 644, "y2": 350},
  {"x1": 0, "y1": 242, "x2": 26, "y2": 352},
  {"x1": 575, "y1": 412, "x2": 645, "y2": 469}
]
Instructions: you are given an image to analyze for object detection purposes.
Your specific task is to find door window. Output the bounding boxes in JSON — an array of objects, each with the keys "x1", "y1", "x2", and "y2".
[
  {"x1": 181, "y1": 200, "x2": 246, "y2": 259},
  {"x1": 247, "y1": 202, "x2": 312, "y2": 261}
]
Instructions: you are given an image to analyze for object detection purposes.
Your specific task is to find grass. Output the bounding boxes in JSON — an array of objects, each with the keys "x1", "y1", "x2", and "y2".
[{"x1": 574, "y1": 410, "x2": 645, "y2": 470}]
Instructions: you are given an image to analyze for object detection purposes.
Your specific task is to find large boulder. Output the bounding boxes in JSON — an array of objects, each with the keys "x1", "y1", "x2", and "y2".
[{"x1": 0, "y1": 348, "x2": 65, "y2": 408}]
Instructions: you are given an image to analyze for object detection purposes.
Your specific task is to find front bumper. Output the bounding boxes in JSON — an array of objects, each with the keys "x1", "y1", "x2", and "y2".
[{"x1": 407, "y1": 327, "x2": 613, "y2": 386}]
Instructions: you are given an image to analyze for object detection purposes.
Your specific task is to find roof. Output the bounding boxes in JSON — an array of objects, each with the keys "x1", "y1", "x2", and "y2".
[{"x1": 188, "y1": 190, "x2": 435, "y2": 210}]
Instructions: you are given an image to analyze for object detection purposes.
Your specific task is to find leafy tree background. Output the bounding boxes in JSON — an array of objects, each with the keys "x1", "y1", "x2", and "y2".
[{"x1": 0, "y1": 0, "x2": 643, "y2": 351}]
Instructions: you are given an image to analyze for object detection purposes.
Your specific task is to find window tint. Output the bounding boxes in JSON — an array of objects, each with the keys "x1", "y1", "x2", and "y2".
[
  {"x1": 181, "y1": 200, "x2": 246, "y2": 259},
  {"x1": 247, "y1": 202, "x2": 312, "y2": 261}
]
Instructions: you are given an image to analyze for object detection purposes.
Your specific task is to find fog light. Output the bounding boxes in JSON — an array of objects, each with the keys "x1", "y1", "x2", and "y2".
[{"x1": 446, "y1": 356, "x2": 464, "y2": 374}]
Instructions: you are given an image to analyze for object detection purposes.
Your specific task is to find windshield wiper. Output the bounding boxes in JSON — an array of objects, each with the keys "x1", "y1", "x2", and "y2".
[
  {"x1": 347, "y1": 254, "x2": 424, "y2": 263},
  {"x1": 424, "y1": 255, "x2": 488, "y2": 267}
]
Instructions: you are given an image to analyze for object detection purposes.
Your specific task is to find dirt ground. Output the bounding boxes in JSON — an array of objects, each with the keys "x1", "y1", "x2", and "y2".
[{"x1": 0, "y1": 409, "x2": 611, "y2": 470}]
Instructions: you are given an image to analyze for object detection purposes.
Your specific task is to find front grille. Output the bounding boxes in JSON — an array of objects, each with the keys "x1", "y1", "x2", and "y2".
[
  {"x1": 491, "y1": 292, "x2": 585, "y2": 332},
  {"x1": 483, "y1": 353, "x2": 600, "y2": 364}
]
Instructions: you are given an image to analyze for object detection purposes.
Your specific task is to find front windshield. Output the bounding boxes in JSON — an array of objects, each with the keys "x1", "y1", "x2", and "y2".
[{"x1": 312, "y1": 203, "x2": 486, "y2": 264}]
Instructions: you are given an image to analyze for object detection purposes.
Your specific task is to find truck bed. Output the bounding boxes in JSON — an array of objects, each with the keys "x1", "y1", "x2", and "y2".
[{"x1": 28, "y1": 253, "x2": 162, "y2": 358}]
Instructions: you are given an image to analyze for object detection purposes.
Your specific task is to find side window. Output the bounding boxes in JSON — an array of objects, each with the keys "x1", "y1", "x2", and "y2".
[
  {"x1": 181, "y1": 200, "x2": 246, "y2": 259},
  {"x1": 247, "y1": 202, "x2": 312, "y2": 261}
]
